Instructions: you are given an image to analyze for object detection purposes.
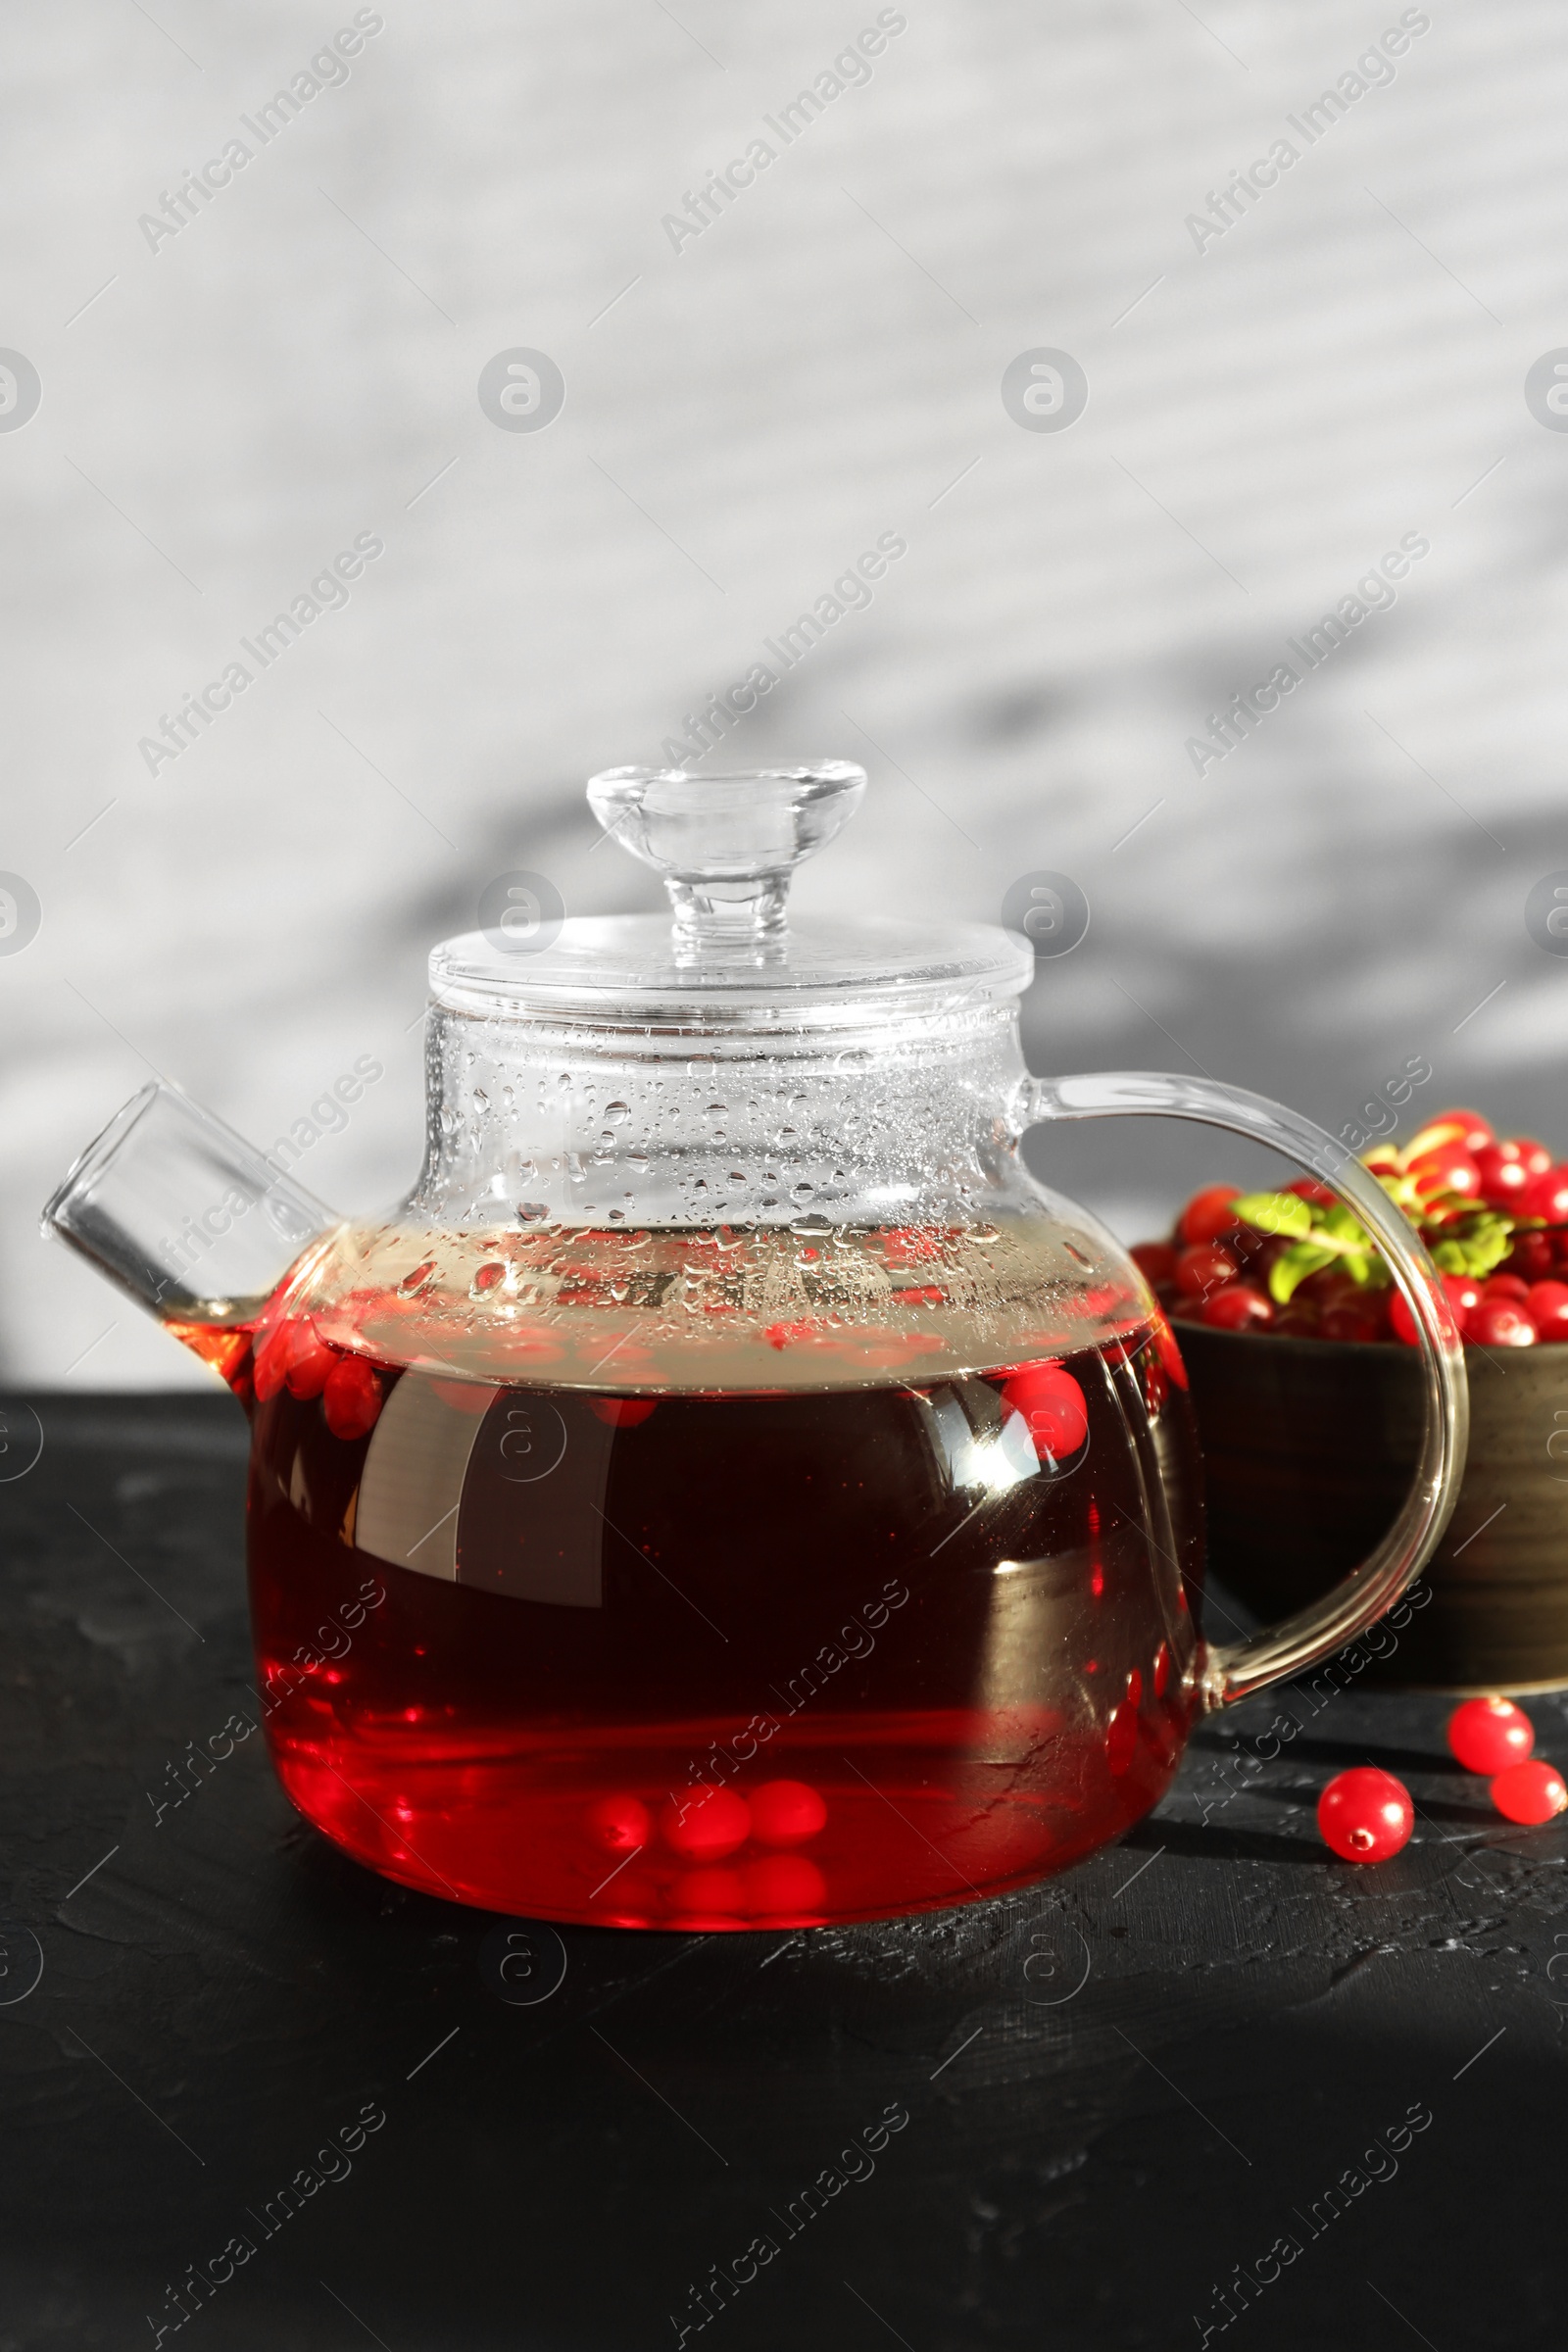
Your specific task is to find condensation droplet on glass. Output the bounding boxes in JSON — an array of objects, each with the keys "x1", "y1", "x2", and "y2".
[
  {"x1": 599, "y1": 1131, "x2": 615, "y2": 1148},
  {"x1": 790, "y1": 1182, "x2": 814, "y2": 1204},
  {"x1": 517, "y1": 1201, "x2": 550, "y2": 1223},
  {"x1": 605, "y1": 1102, "x2": 629, "y2": 1125},
  {"x1": 472, "y1": 1086, "x2": 489, "y2": 1109}
]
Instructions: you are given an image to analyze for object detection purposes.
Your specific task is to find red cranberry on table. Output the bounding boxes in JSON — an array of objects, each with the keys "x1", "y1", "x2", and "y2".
[
  {"x1": 1481, "y1": 1273, "x2": 1531, "y2": 1302},
  {"x1": 1317, "y1": 1768, "x2": 1414, "y2": 1862},
  {"x1": 1447, "y1": 1696, "x2": 1534, "y2": 1775},
  {"x1": 1490, "y1": 1759, "x2": 1568, "y2": 1826}
]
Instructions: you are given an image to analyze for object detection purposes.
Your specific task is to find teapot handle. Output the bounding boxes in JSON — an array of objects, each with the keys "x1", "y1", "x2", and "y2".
[{"x1": 1016, "y1": 1070, "x2": 1470, "y2": 1710}]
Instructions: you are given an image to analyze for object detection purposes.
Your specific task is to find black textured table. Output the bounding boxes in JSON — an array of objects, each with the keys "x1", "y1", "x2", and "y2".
[{"x1": 1, "y1": 1396, "x2": 1562, "y2": 2352}]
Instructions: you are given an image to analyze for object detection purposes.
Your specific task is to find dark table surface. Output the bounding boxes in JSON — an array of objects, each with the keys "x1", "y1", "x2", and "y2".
[{"x1": 1, "y1": 1394, "x2": 1563, "y2": 2352}]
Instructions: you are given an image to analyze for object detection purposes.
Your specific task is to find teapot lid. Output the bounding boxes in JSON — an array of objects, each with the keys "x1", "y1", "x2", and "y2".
[{"x1": 429, "y1": 763, "x2": 1031, "y2": 1029}]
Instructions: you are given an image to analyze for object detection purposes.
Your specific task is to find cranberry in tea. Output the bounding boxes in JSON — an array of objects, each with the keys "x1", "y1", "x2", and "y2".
[{"x1": 232, "y1": 1222, "x2": 1204, "y2": 1928}]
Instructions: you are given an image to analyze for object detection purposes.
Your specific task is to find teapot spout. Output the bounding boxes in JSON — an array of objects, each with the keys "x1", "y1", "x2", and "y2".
[{"x1": 42, "y1": 1083, "x2": 336, "y2": 1383}]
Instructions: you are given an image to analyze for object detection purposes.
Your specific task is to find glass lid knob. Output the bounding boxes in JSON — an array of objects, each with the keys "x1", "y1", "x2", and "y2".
[{"x1": 586, "y1": 762, "x2": 866, "y2": 952}]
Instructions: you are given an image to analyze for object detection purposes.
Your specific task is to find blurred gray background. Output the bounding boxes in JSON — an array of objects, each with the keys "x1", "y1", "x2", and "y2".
[{"x1": 4, "y1": 0, "x2": 1564, "y2": 1388}]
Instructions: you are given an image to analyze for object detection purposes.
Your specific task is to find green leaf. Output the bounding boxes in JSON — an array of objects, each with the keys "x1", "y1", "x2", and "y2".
[
  {"x1": 1341, "y1": 1250, "x2": 1381, "y2": 1287},
  {"x1": 1432, "y1": 1240, "x2": 1468, "y2": 1274},
  {"x1": 1233, "y1": 1191, "x2": 1314, "y2": 1240},
  {"x1": 1268, "y1": 1242, "x2": 1337, "y2": 1304},
  {"x1": 1459, "y1": 1226, "x2": 1513, "y2": 1278},
  {"x1": 1321, "y1": 1203, "x2": 1371, "y2": 1248}
]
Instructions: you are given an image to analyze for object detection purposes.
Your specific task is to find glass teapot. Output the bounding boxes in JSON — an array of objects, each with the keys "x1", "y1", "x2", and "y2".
[{"x1": 43, "y1": 763, "x2": 1467, "y2": 1931}]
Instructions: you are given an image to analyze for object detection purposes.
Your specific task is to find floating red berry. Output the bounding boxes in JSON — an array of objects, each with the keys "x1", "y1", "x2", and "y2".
[
  {"x1": 1001, "y1": 1362, "x2": 1089, "y2": 1464},
  {"x1": 1465, "y1": 1297, "x2": 1538, "y2": 1348},
  {"x1": 252, "y1": 1329, "x2": 289, "y2": 1402},
  {"x1": 1200, "y1": 1282, "x2": 1274, "y2": 1331},
  {"x1": 321, "y1": 1353, "x2": 382, "y2": 1441},
  {"x1": 584, "y1": 1792, "x2": 651, "y2": 1852},
  {"x1": 748, "y1": 1780, "x2": 827, "y2": 1846},
  {"x1": 430, "y1": 1378, "x2": 494, "y2": 1416},
  {"x1": 1490, "y1": 1759, "x2": 1568, "y2": 1826},
  {"x1": 669, "y1": 1867, "x2": 746, "y2": 1921},
  {"x1": 284, "y1": 1322, "x2": 336, "y2": 1400},
  {"x1": 660, "y1": 1786, "x2": 750, "y2": 1860},
  {"x1": 1447, "y1": 1696, "x2": 1534, "y2": 1775},
  {"x1": 587, "y1": 1396, "x2": 659, "y2": 1427},
  {"x1": 1317, "y1": 1767, "x2": 1414, "y2": 1862},
  {"x1": 1177, "y1": 1185, "x2": 1242, "y2": 1246},
  {"x1": 742, "y1": 1855, "x2": 826, "y2": 1918}
]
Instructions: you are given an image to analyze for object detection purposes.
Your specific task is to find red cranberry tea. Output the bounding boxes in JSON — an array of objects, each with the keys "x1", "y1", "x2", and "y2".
[{"x1": 188, "y1": 1223, "x2": 1203, "y2": 1929}]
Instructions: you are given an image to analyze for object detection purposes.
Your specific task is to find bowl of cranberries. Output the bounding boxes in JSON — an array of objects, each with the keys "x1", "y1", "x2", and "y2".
[{"x1": 1134, "y1": 1111, "x2": 1568, "y2": 1692}]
